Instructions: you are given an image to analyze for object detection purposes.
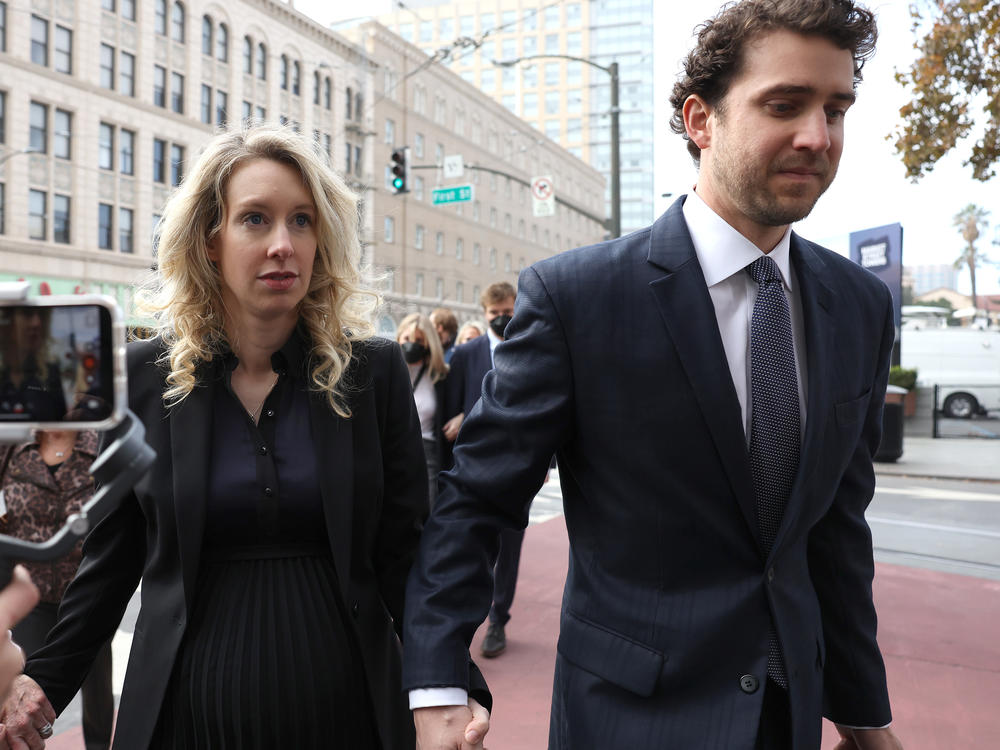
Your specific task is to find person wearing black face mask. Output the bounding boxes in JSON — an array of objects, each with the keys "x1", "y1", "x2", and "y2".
[
  {"x1": 440, "y1": 282, "x2": 523, "y2": 660},
  {"x1": 396, "y1": 313, "x2": 450, "y2": 507}
]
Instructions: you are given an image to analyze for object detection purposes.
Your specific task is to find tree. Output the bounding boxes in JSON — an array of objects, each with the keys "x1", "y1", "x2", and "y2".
[
  {"x1": 952, "y1": 204, "x2": 992, "y2": 311},
  {"x1": 893, "y1": 0, "x2": 1000, "y2": 181}
]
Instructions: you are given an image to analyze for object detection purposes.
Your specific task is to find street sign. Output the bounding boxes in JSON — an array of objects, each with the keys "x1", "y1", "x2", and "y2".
[
  {"x1": 443, "y1": 154, "x2": 464, "y2": 179},
  {"x1": 532, "y1": 175, "x2": 555, "y2": 217},
  {"x1": 432, "y1": 185, "x2": 474, "y2": 205}
]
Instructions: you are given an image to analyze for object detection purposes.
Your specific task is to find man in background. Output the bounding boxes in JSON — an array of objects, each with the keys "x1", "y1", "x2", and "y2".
[{"x1": 430, "y1": 308, "x2": 459, "y2": 364}]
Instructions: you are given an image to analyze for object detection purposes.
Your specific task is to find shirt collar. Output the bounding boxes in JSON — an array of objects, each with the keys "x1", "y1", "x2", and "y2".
[
  {"x1": 216, "y1": 325, "x2": 309, "y2": 380},
  {"x1": 682, "y1": 189, "x2": 795, "y2": 292}
]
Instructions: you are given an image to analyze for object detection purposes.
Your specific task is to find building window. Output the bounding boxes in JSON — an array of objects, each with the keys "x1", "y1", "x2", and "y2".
[
  {"x1": 354, "y1": 145, "x2": 361, "y2": 176},
  {"x1": 31, "y1": 15, "x2": 48, "y2": 66},
  {"x1": 54, "y1": 25, "x2": 71, "y2": 74},
  {"x1": 215, "y1": 22, "x2": 227, "y2": 61},
  {"x1": 415, "y1": 273, "x2": 424, "y2": 297},
  {"x1": 119, "y1": 207, "x2": 133, "y2": 253},
  {"x1": 435, "y1": 278, "x2": 444, "y2": 299},
  {"x1": 200, "y1": 84, "x2": 211, "y2": 124},
  {"x1": 345, "y1": 87, "x2": 353, "y2": 120},
  {"x1": 201, "y1": 15, "x2": 212, "y2": 56},
  {"x1": 170, "y1": 144, "x2": 184, "y2": 186},
  {"x1": 473, "y1": 243, "x2": 481, "y2": 265},
  {"x1": 100, "y1": 44, "x2": 115, "y2": 89},
  {"x1": 384, "y1": 119, "x2": 395, "y2": 145},
  {"x1": 152, "y1": 138, "x2": 166, "y2": 183},
  {"x1": 313, "y1": 71, "x2": 321, "y2": 105},
  {"x1": 120, "y1": 51, "x2": 135, "y2": 96},
  {"x1": 414, "y1": 224, "x2": 424, "y2": 250},
  {"x1": 29, "y1": 101, "x2": 47, "y2": 153},
  {"x1": 455, "y1": 238, "x2": 463, "y2": 259},
  {"x1": 456, "y1": 282, "x2": 464, "y2": 302},
  {"x1": 98, "y1": 203, "x2": 113, "y2": 249},
  {"x1": 414, "y1": 176, "x2": 424, "y2": 201},
  {"x1": 29, "y1": 190, "x2": 46, "y2": 240},
  {"x1": 384, "y1": 216, "x2": 394, "y2": 243},
  {"x1": 53, "y1": 194, "x2": 70, "y2": 244},
  {"x1": 292, "y1": 61, "x2": 300, "y2": 96},
  {"x1": 120, "y1": 128, "x2": 134, "y2": 175},
  {"x1": 53, "y1": 109, "x2": 71, "y2": 159},
  {"x1": 98, "y1": 123, "x2": 114, "y2": 169},
  {"x1": 414, "y1": 133, "x2": 424, "y2": 158},
  {"x1": 0, "y1": 3, "x2": 6, "y2": 54},
  {"x1": 324, "y1": 77, "x2": 331, "y2": 109},
  {"x1": 435, "y1": 232, "x2": 444, "y2": 255},
  {"x1": 154, "y1": 0, "x2": 166, "y2": 34},
  {"x1": 171, "y1": 72, "x2": 184, "y2": 114},
  {"x1": 242, "y1": 36, "x2": 252, "y2": 74},
  {"x1": 171, "y1": 1, "x2": 185, "y2": 43},
  {"x1": 216, "y1": 90, "x2": 227, "y2": 127},
  {"x1": 505, "y1": 252, "x2": 512, "y2": 272},
  {"x1": 153, "y1": 65, "x2": 166, "y2": 107},
  {"x1": 280, "y1": 55, "x2": 288, "y2": 90},
  {"x1": 122, "y1": 0, "x2": 135, "y2": 21},
  {"x1": 344, "y1": 143, "x2": 351, "y2": 175},
  {"x1": 256, "y1": 43, "x2": 266, "y2": 79}
]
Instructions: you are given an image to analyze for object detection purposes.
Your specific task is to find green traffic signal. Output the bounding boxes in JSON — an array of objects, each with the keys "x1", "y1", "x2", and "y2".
[{"x1": 392, "y1": 176, "x2": 405, "y2": 190}]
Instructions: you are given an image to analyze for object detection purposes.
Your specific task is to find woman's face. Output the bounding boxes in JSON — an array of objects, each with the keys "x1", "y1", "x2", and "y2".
[
  {"x1": 457, "y1": 327, "x2": 481, "y2": 346},
  {"x1": 398, "y1": 324, "x2": 427, "y2": 348},
  {"x1": 208, "y1": 158, "x2": 318, "y2": 330}
]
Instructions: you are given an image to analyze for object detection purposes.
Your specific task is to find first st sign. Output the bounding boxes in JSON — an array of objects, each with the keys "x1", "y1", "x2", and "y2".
[{"x1": 432, "y1": 185, "x2": 474, "y2": 205}]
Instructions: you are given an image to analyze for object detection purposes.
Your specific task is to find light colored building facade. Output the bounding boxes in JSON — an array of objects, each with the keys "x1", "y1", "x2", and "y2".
[
  {"x1": 907, "y1": 264, "x2": 960, "y2": 297},
  {"x1": 375, "y1": 0, "x2": 655, "y2": 235},
  {"x1": 0, "y1": 0, "x2": 374, "y2": 320},
  {"x1": 341, "y1": 21, "x2": 606, "y2": 333}
]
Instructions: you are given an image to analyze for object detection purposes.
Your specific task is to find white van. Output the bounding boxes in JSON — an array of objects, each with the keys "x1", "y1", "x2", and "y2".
[{"x1": 900, "y1": 329, "x2": 1000, "y2": 418}]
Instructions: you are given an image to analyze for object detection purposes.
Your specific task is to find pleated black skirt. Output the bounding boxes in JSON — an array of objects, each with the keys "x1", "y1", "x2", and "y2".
[{"x1": 150, "y1": 547, "x2": 378, "y2": 749}]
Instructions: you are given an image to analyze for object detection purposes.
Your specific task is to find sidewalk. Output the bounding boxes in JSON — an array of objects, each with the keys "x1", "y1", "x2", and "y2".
[{"x1": 875, "y1": 435, "x2": 1000, "y2": 482}]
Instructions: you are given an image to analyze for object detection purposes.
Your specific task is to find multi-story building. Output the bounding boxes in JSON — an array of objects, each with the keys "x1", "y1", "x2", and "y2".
[
  {"x1": 907, "y1": 264, "x2": 960, "y2": 297},
  {"x1": 0, "y1": 0, "x2": 374, "y2": 320},
  {"x1": 375, "y1": 0, "x2": 655, "y2": 235},
  {"x1": 340, "y1": 21, "x2": 606, "y2": 332}
]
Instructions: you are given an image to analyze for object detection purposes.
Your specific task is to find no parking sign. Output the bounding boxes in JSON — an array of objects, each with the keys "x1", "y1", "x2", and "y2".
[{"x1": 532, "y1": 175, "x2": 555, "y2": 217}]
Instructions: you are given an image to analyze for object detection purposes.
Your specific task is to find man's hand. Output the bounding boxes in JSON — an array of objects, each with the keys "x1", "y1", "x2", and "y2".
[
  {"x1": 443, "y1": 414, "x2": 465, "y2": 442},
  {"x1": 0, "y1": 675, "x2": 56, "y2": 750},
  {"x1": 834, "y1": 725, "x2": 904, "y2": 750},
  {"x1": 414, "y1": 697, "x2": 490, "y2": 750},
  {"x1": 0, "y1": 567, "x2": 39, "y2": 701}
]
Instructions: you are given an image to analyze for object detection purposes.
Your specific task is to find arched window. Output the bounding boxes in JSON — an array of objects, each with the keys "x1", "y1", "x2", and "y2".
[
  {"x1": 216, "y1": 23, "x2": 228, "y2": 62},
  {"x1": 171, "y1": 1, "x2": 185, "y2": 43},
  {"x1": 242, "y1": 35, "x2": 252, "y2": 74},
  {"x1": 201, "y1": 15, "x2": 212, "y2": 56},
  {"x1": 280, "y1": 54, "x2": 288, "y2": 90},
  {"x1": 292, "y1": 61, "x2": 300, "y2": 96},
  {"x1": 256, "y1": 43, "x2": 266, "y2": 79}
]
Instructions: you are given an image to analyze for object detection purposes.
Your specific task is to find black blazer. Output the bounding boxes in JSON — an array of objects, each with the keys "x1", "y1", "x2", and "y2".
[
  {"x1": 26, "y1": 335, "x2": 454, "y2": 750},
  {"x1": 444, "y1": 334, "x2": 493, "y2": 420},
  {"x1": 405, "y1": 199, "x2": 894, "y2": 749}
]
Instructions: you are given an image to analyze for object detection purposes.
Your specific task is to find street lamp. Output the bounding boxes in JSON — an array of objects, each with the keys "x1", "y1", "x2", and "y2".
[
  {"x1": 494, "y1": 54, "x2": 620, "y2": 239},
  {"x1": 0, "y1": 147, "x2": 42, "y2": 167}
]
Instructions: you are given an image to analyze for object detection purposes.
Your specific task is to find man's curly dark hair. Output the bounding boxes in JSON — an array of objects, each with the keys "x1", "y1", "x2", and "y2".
[{"x1": 668, "y1": 0, "x2": 878, "y2": 165}]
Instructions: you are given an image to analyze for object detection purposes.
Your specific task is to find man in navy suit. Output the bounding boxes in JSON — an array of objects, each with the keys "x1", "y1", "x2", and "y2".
[
  {"x1": 404, "y1": 1, "x2": 905, "y2": 749},
  {"x1": 442, "y1": 282, "x2": 522, "y2": 659}
]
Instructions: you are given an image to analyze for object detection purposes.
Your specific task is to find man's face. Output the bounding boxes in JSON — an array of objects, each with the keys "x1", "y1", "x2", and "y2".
[
  {"x1": 696, "y1": 30, "x2": 856, "y2": 244},
  {"x1": 484, "y1": 296, "x2": 516, "y2": 339}
]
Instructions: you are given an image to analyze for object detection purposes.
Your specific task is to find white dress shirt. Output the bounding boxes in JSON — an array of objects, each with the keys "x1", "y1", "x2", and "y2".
[{"x1": 682, "y1": 190, "x2": 808, "y2": 440}]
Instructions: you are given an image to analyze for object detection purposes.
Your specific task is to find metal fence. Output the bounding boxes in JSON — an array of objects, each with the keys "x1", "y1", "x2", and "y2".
[{"x1": 932, "y1": 384, "x2": 1000, "y2": 439}]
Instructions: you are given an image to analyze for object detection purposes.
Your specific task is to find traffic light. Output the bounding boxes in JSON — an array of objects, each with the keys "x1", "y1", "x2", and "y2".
[{"x1": 389, "y1": 146, "x2": 410, "y2": 194}]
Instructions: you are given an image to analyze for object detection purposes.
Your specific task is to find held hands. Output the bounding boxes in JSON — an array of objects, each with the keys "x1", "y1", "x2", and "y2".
[
  {"x1": 834, "y1": 725, "x2": 904, "y2": 750},
  {"x1": 0, "y1": 567, "x2": 38, "y2": 702},
  {"x1": 0, "y1": 675, "x2": 56, "y2": 750},
  {"x1": 414, "y1": 697, "x2": 490, "y2": 750},
  {"x1": 442, "y1": 414, "x2": 465, "y2": 442}
]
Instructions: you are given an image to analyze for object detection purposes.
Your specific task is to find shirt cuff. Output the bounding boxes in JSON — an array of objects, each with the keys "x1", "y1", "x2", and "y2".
[
  {"x1": 409, "y1": 687, "x2": 469, "y2": 710},
  {"x1": 838, "y1": 723, "x2": 893, "y2": 730}
]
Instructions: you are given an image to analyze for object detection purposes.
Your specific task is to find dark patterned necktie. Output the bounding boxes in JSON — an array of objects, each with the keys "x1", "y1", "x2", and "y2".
[{"x1": 747, "y1": 255, "x2": 800, "y2": 689}]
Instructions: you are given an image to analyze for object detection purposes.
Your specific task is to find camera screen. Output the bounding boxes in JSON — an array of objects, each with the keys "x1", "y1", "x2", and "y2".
[{"x1": 0, "y1": 304, "x2": 114, "y2": 422}]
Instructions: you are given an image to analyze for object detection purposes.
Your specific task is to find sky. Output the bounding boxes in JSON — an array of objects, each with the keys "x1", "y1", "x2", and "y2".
[{"x1": 297, "y1": 0, "x2": 999, "y2": 295}]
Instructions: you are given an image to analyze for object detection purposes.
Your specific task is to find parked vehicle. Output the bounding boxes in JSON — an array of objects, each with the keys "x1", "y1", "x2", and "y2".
[{"x1": 900, "y1": 329, "x2": 1000, "y2": 418}]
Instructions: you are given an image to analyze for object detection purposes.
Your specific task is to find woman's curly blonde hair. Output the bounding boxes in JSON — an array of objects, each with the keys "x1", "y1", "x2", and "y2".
[{"x1": 136, "y1": 124, "x2": 379, "y2": 417}]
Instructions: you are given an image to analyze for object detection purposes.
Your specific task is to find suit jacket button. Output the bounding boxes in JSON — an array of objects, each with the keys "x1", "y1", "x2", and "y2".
[
  {"x1": 740, "y1": 674, "x2": 760, "y2": 694},
  {"x1": 767, "y1": 567, "x2": 775, "y2": 583},
  {"x1": 351, "y1": 602, "x2": 360, "y2": 618}
]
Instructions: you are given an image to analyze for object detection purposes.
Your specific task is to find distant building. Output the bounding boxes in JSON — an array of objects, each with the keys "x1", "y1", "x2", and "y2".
[
  {"x1": 374, "y1": 0, "x2": 655, "y2": 235},
  {"x1": 907, "y1": 264, "x2": 959, "y2": 296},
  {"x1": 340, "y1": 21, "x2": 606, "y2": 333},
  {"x1": 0, "y1": 0, "x2": 374, "y2": 319}
]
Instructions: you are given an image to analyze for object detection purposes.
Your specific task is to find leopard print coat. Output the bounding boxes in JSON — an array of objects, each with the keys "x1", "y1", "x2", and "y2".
[{"x1": 0, "y1": 431, "x2": 99, "y2": 602}]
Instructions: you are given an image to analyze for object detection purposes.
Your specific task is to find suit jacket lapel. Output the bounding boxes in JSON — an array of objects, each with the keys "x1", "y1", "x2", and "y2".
[
  {"x1": 772, "y1": 234, "x2": 835, "y2": 553},
  {"x1": 170, "y1": 380, "x2": 213, "y2": 613},
  {"x1": 308, "y1": 391, "x2": 354, "y2": 598},
  {"x1": 646, "y1": 203, "x2": 760, "y2": 548}
]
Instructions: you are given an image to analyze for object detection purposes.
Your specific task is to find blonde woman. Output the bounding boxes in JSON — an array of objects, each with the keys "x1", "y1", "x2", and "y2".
[
  {"x1": 455, "y1": 320, "x2": 485, "y2": 346},
  {"x1": 395, "y1": 313, "x2": 448, "y2": 505},
  {"x1": 1, "y1": 125, "x2": 490, "y2": 750}
]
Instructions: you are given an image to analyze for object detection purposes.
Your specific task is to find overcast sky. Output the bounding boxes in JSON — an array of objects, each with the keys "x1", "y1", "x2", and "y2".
[{"x1": 300, "y1": 0, "x2": 999, "y2": 294}]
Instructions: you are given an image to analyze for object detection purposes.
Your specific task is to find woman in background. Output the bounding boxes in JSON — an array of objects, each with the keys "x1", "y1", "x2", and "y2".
[
  {"x1": 396, "y1": 313, "x2": 449, "y2": 506},
  {"x1": 455, "y1": 320, "x2": 485, "y2": 346}
]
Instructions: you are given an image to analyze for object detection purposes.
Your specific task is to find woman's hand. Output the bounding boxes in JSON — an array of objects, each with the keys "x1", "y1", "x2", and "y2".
[
  {"x1": 0, "y1": 675, "x2": 56, "y2": 750},
  {"x1": 414, "y1": 696, "x2": 490, "y2": 750},
  {"x1": 443, "y1": 414, "x2": 465, "y2": 442},
  {"x1": 0, "y1": 567, "x2": 38, "y2": 701}
]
